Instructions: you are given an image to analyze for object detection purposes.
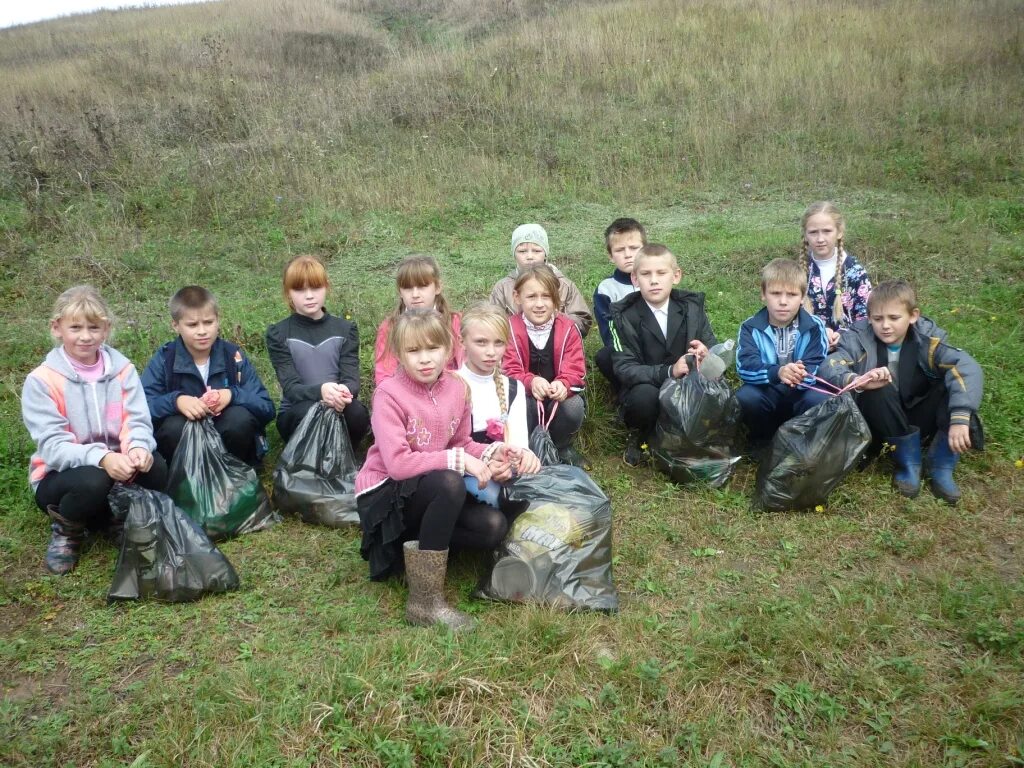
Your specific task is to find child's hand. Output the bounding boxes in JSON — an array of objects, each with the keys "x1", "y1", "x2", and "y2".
[
  {"x1": 858, "y1": 367, "x2": 892, "y2": 391},
  {"x1": 516, "y1": 448, "x2": 541, "y2": 475},
  {"x1": 208, "y1": 388, "x2": 232, "y2": 415},
  {"x1": 176, "y1": 395, "x2": 211, "y2": 421},
  {"x1": 826, "y1": 328, "x2": 841, "y2": 351},
  {"x1": 549, "y1": 380, "x2": 569, "y2": 402},
  {"x1": 671, "y1": 355, "x2": 690, "y2": 378},
  {"x1": 688, "y1": 340, "x2": 709, "y2": 362},
  {"x1": 321, "y1": 383, "x2": 349, "y2": 412},
  {"x1": 948, "y1": 424, "x2": 971, "y2": 454},
  {"x1": 531, "y1": 376, "x2": 552, "y2": 400},
  {"x1": 464, "y1": 454, "x2": 493, "y2": 490},
  {"x1": 127, "y1": 447, "x2": 154, "y2": 473},
  {"x1": 100, "y1": 452, "x2": 137, "y2": 482},
  {"x1": 778, "y1": 361, "x2": 807, "y2": 387},
  {"x1": 200, "y1": 388, "x2": 221, "y2": 409}
]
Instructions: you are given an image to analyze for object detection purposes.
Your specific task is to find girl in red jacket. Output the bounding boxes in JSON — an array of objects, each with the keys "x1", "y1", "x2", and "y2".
[{"x1": 503, "y1": 264, "x2": 587, "y2": 465}]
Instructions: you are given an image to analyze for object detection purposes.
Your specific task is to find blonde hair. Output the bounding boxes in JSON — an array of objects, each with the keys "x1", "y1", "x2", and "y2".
[
  {"x1": 513, "y1": 264, "x2": 561, "y2": 299},
  {"x1": 799, "y1": 201, "x2": 847, "y2": 324},
  {"x1": 634, "y1": 243, "x2": 678, "y2": 270},
  {"x1": 389, "y1": 254, "x2": 453, "y2": 325},
  {"x1": 50, "y1": 285, "x2": 112, "y2": 339},
  {"x1": 761, "y1": 258, "x2": 807, "y2": 295},
  {"x1": 867, "y1": 280, "x2": 917, "y2": 314},
  {"x1": 460, "y1": 303, "x2": 511, "y2": 426},
  {"x1": 282, "y1": 255, "x2": 329, "y2": 307},
  {"x1": 388, "y1": 309, "x2": 453, "y2": 361}
]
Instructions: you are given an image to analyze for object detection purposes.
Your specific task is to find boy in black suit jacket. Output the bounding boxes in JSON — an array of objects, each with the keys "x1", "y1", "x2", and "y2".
[{"x1": 609, "y1": 244, "x2": 717, "y2": 465}]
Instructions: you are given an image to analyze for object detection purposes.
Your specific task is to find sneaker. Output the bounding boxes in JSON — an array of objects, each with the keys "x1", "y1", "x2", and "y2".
[{"x1": 623, "y1": 442, "x2": 646, "y2": 467}]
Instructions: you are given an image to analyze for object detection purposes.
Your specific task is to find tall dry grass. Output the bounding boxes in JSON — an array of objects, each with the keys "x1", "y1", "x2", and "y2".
[{"x1": 1, "y1": 0, "x2": 1020, "y2": 230}]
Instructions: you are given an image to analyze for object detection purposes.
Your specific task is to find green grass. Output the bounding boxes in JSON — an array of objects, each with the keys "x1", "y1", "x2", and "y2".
[{"x1": 2, "y1": 0, "x2": 1023, "y2": 766}]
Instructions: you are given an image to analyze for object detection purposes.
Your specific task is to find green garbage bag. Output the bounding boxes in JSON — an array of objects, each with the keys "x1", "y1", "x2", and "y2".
[{"x1": 167, "y1": 418, "x2": 279, "y2": 541}]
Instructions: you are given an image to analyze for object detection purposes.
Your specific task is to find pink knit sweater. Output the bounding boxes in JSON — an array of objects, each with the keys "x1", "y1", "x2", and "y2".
[{"x1": 355, "y1": 367, "x2": 490, "y2": 494}]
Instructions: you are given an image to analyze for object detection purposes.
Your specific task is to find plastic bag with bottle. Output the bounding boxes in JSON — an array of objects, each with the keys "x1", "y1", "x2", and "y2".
[
  {"x1": 107, "y1": 483, "x2": 240, "y2": 603},
  {"x1": 649, "y1": 344, "x2": 741, "y2": 488},
  {"x1": 477, "y1": 464, "x2": 618, "y2": 611},
  {"x1": 272, "y1": 403, "x2": 359, "y2": 527}
]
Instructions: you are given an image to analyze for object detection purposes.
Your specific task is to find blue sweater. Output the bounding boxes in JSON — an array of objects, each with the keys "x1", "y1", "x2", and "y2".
[{"x1": 736, "y1": 307, "x2": 827, "y2": 387}]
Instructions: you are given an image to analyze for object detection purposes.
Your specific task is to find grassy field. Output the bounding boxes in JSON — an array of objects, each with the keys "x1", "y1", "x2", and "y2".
[{"x1": 1, "y1": 0, "x2": 1023, "y2": 766}]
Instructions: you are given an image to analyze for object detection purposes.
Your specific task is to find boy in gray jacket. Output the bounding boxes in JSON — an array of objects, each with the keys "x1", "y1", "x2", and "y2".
[{"x1": 823, "y1": 280, "x2": 983, "y2": 504}]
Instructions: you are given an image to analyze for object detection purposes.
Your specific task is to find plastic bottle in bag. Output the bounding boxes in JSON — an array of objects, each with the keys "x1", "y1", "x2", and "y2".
[{"x1": 701, "y1": 339, "x2": 735, "y2": 379}]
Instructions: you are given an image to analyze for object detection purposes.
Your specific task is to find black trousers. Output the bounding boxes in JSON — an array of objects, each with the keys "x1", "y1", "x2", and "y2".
[
  {"x1": 155, "y1": 406, "x2": 260, "y2": 466},
  {"x1": 35, "y1": 454, "x2": 169, "y2": 528},
  {"x1": 401, "y1": 470, "x2": 509, "y2": 552},
  {"x1": 277, "y1": 398, "x2": 370, "y2": 446},
  {"x1": 737, "y1": 383, "x2": 831, "y2": 442},
  {"x1": 594, "y1": 346, "x2": 621, "y2": 393},
  {"x1": 855, "y1": 381, "x2": 948, "y2": 445},
  {"x1": 620, "y1": 383, "x2": 661, "y2": 435}
]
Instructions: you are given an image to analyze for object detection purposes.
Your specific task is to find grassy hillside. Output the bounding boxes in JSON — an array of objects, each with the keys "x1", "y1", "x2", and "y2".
[{"x1": 1, "y1": 1, "x2": 1023, "y2": 766}]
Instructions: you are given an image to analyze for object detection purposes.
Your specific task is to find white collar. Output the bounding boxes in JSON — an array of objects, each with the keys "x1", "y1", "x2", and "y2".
[{"x1": 645, "y1": 299, "x2": 670, "y2": 315}]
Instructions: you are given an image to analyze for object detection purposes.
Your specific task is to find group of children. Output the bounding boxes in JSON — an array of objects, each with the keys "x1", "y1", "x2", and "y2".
[{"x1": 21, "y1": 202, "x2": 984, "y2": 630}]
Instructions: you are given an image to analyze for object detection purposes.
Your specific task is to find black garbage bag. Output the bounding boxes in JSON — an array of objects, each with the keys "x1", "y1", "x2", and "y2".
[
  {"x1": 478, "y1": 465, "x2": 618, "y2": 612},
  {"x1": 754, "y1": 392, "x2": 871, "y2": 512},
  {"x1": 272, "y1": 403, "x2": 358, "y2": 527},
  {"x1": 166, "y1": 418, "x2": 279, "y2": 541},
  {"x1": 107, "y1": 484, "x2": 239, "y2": 603},
  {"x1": 650, "y1": 368, "x2": 741, "y2": 488},
  {"x1": 528, "y1": 401, "x2": 561, "y2": 467}
]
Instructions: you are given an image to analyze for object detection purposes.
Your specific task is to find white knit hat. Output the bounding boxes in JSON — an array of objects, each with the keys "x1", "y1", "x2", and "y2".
[{"x1": 510, "y1": 223, "x2": 549, "y2": 260}]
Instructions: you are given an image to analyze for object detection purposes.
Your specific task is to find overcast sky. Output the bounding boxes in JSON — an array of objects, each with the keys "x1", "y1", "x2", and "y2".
[{"x1": 1, "y1": 0, "x2": 218, "y2": 30}]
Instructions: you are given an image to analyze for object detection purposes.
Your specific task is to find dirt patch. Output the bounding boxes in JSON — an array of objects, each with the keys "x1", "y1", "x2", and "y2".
[{"x1": 1, "y1": 662, "x2": 70, "y2": 707}]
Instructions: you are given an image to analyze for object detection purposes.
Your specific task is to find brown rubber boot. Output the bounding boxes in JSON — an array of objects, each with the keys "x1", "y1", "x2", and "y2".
[
  {"x1": 44, "y1": 505, "x2": 87, "y2": 575},
  {"x1": 403, "y1": 540, "x2": 475, "y2": 632}
]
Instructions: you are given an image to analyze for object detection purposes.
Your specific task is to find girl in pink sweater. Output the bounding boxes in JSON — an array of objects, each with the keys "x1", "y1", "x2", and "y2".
[
  {"x1": 373, "y1": 255, "x2": 464, "y2": 385},
  {"x1": 357, "y1": 309, "x2": 511, "y2": 631}
]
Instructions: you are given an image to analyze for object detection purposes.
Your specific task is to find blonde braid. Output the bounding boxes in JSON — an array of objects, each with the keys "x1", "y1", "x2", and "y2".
[
  {"x1": 493, "y1": 365, "x2": 508, "y2": 441},
  {"x1": 832, "y1": 236, "x2": 846, "y2": 326},
  {"x1": 800, "y1": 238, "x2": 814, "y2": 314}
]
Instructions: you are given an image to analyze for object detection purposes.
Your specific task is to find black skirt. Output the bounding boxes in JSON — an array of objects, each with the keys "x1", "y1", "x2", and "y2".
[{"x1": 357, "y1": 477, "x2": 421, "y2": 581}]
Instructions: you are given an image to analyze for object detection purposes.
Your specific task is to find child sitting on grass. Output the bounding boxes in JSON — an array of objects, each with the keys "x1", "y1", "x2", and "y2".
[
  {"x1": 489, "y1": 223, "x2": 593, "y2": 338},
  {"x1": 356, "y1": 310, "x2": 516, "y2": 631},
  {"x1": 22, "y1": 286, "x2": 168, "y2": 574},
  {"x1": 265, "y1": 254, "x2": 369, "y2": 448},
  {"x1": 593, "y1": 217, "x2": 646, "y2": 393},
  {"x1": 503, "y1": 265, "x2": 588, "y2": 467},
  {"x1": 141, "y1": 285, "x2": 274, "y2": 467},
  {"x1": 609, "y1": 243, "x2": 718, "y2": 466},
  {"x1": 736, "y1": 258, "x2": 830, "y2": 448},
  {"x1": 823, "y1": 280, "x2": 983, "y2": 504},
  {"x1": 374, "y1": 254, "x2": 463, "y2": 385}
]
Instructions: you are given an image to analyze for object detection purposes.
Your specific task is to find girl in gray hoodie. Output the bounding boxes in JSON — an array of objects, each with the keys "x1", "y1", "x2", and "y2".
[{"x1": 21, "y1": 286, "x2": 168, "y2": 574}]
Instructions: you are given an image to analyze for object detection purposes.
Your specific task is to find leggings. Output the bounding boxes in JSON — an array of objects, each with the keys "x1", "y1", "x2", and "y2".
[
  {"x1": 35, "y1": 454, "x2": 169, "y2": 528},
  {"x1": 402, "y1": 470, "x2": 508, "y2": 552}
]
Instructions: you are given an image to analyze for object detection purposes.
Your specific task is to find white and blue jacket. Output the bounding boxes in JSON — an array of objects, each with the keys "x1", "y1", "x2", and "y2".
[{"x1": 736, "y1": 307, "x2": 828, "y2": 387}]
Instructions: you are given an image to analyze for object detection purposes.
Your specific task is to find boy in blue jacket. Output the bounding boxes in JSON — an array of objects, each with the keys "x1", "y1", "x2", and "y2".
[
  {"x1": 736, "y1": 259, "x2": 830, "y2": 447},
  {"x1": 142, "y1": 286, "x2": 275, "y2": 466},
  {"x1": 593, "y1": 217, "x2": 645, "y2": 392}
]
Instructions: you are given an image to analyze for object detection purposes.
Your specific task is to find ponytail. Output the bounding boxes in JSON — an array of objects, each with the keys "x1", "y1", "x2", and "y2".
[
  {"x1": 493, "y1": 367, "x2": 509, "y2": 441},
  {"x1": 832, "y1": 237, "x2": 846, "y2": 326}
]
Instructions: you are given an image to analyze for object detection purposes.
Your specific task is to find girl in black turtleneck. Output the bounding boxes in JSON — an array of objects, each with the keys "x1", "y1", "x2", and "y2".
[{"x1": 265, "y1": 255, "x2": 369, "y2": 448}]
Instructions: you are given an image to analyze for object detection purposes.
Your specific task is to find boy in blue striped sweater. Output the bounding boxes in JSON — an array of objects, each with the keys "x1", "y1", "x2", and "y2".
[{"x1": 736, "y1": 259, "x2": 830, "y2": 446}]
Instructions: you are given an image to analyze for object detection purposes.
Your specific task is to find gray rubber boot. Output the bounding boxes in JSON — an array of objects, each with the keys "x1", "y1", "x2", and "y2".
[
  {"x1": 44, "y1": 505, "x2": 87, "y2": 575},
  {"x1": 403, "y1": 540, "x2": 475, "y2": 632}
]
